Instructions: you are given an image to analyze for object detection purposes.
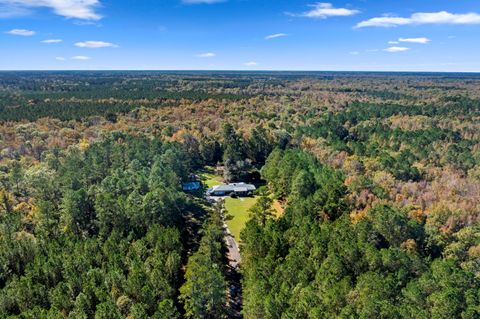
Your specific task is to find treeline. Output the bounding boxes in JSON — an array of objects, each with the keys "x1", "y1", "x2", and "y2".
[
  {"x1": 0, "y1": 98, "x2": 171, "y2": 122},
  {"x1": 241, "y1": 148, "x2": 480, "y2": 318},
  {"x1": 300, "y1": 99, "x2": 480, "y2": 176},
  {"x1": 0, "y1": 134, "x2": 203, "y2": 318},
  {"x1": 180, "y1": 206, "x2": 228, "y2": 318},
  {"x1": 172, "y1": 122, "x2": 285, "y2": 183},
  {"x1": 220, "y1": 123, "x2": 280, "y2": 183},
  {"x1": 0, "y1": 72, "x2": 261, "y2": 122},
  {"x1": 0, "y1": 93, "x2": 247, "y2": 122}
]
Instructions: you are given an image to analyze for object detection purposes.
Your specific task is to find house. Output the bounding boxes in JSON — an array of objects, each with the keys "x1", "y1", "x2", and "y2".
[{"x1": 207, "y1": 182, "x2": 256, "y2": 197}]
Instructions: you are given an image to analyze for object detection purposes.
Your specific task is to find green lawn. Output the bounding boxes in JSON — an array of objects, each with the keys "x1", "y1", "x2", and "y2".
[
  {"x1": 198, "y1": 167, "x2": 259, "y2": 241},
  {"x1": 225, "y1": 196, "x2": 258, "y2": 241},
  {"x1": 198, "y1": 167, "x2": 223, "y2": 188}
]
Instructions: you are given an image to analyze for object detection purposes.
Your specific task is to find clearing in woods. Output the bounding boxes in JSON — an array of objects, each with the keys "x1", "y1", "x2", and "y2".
[{"x1": 224, "y1": 196, "x2": 258, "y2": 241}]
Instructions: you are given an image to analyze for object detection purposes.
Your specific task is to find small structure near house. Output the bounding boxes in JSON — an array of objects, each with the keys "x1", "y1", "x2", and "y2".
[
  {"x1": 207, "y1": 182, "x2": 256, "y2": 197},
  {"x1": 182, "y1": 174, "x2": 202, "y2": 192},
  {"x1": 182, "y1": 181, "x2": 202, "y2": 191}
]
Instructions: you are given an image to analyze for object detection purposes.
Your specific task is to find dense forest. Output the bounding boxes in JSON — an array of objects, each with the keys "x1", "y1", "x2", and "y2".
[
  {"x1": 1, "y1": 71, "x2": 479, "y2": 318},
  {"x1": 242, "y1": 149, "x2": 480, "y2": 318}
]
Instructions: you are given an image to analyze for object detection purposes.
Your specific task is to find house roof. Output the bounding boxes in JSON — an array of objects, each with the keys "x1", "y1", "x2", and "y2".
[{"x1": 209, "y1": 182, "x2": 256, "y2": 193}]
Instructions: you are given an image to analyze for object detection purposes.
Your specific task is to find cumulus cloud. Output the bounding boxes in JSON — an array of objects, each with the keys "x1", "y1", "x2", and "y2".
[
  {"x1": 5, "y1": 28, "x2": 35, "y2": 36},
  {"x1": 356, "y1": 11, "x2": 480, "y2": 28},
  {"x1": 384, "y1": 46, "x2": 410, "y2": 53},
  {"x1": 55, "y1": 56, "x2": 66, "y2": 61},
  {"x1": 42, "y1": 39, "x2": 62, "y2": 43},
  {"x1": 294, "y1": 3, "x2": 359, "y2": 19},
  {"x1": 388, "y1": 41, "x2": 399, "y2": 44},
  {"x1": 197, "y1": 52, "x2": 216, "y2": 58},
  {"x1": 71, "y1": 55, "x2": 90, "y2": 60},
  {"x1": 0, "y1": 0, "x2": 102, "y2": 20},
  {"x1": 244, "y1": 61, "x2": 258, "y2": 66},
  {"x1": 75, "y1": 41, "x2": 118, "y2": 48},
  {"x1": 399, "y1": 37, "x2": 431, "y2": 44},
  {"x1": 182, "y1": 0, "x2": 224, "y2": 4},
  {"x1": 349, "y1": 51, "x2": 360, "y2": 55},
  {"x1": 265, "y1": 33, "x2": 288, "y2": 40}
]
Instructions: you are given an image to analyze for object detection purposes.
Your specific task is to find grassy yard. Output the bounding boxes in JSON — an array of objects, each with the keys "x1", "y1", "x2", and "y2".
[
  {"x1": 198, "y1": 167, "x2": 223, "y2": 188},
  {"x1": 198, "y1": 167, "x2": 282, "y2": 241},
  {"x1": 224, "y1": 196, "x2": 258, "y2": 242}
]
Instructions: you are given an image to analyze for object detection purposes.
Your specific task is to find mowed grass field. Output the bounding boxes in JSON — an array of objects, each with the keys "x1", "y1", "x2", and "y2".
[
  {"x1": 225, "y1": 196, "x2": 258, "y2": 241},
  {"x1": 199, "y1": 168, "x2": 284, "y2": 242},
  {"x1": 199, "y1": 167, "x2": 223, "y2": 188}
]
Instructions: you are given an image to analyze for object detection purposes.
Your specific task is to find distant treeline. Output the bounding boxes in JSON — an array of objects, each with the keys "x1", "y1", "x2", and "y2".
[
  {"x1": 0, "y1": 72, "x2": 256, "y2": 122},
  {"x1": 299, "y1": 98, "x2": 480, "y2": 175},
  {"x1": 0, "y1": 93, "x2": 248, "y2": 122}
]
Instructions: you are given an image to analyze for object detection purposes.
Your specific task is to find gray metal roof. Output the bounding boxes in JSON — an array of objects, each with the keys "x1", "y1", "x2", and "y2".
[{"x1": 209, "y1": 182, "x2": 256, "y2": 193}]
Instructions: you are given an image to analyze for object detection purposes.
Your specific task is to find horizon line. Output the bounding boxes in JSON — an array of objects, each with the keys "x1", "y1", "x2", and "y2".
[{"x1": 1, "y1": 69, "x2": 480, "y2": 74}]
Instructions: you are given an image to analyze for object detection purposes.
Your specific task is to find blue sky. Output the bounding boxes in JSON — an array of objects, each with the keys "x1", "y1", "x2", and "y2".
[{"x1": 1, "y1": 0, "x2": 480, "y2": 71}]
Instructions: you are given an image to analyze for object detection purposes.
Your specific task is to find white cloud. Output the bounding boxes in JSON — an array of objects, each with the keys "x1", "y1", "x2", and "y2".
[
  {"x1": 0, "y1": 4, "x2": 30, "y2": 17},
  {"x1": 295, "y1": 3, "x2": 359, "y2": 19},
  {"x1": 349, "y1": 51, "x2": 360, "y2": 55},
  {"x1": 356, "y1": 16, "x2": 410, "y2": 28},
  {"x1": 244, "y1": 61, "x2": 258, "y2": 66},
  {"x1": 197, "y1": 52, "x2": 216, "y2": 58},
  {"x1": 265, "y1": 33, "x2": 288, "y2": 40},
  {"x1": 5, "y1": 28, "x2": 35, "y2": 36},
  {"x1": 399, "y1": 37, "x2": 431, "y2": 44},
  {"x1": 384, "y1": 46, "x2": 410, "y2": 53},
  {"x1": 75, "y1": 41, "x2": 118, "y2": 48},
  {"x1": 388, "y1": 41, "x2": 399, "y2": 44},
  {"x1": 55, "y1": 56, "x2": 66, "y2": 61},
  {"x1": 356, "y1": 11, "x2": 480, "y2": 28},
  {"x1": 0, "y1": 0, "x2": 101, "y2": 20},
  {"x1": 42, "y1": 39, "x2": 62, "y2": 43},
  {"x1": 182, "y1": 0, "x2": 224, "y2": 4},
  {"x1": 71, "y1": 55, "x2": 90, "y2": 60}
]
